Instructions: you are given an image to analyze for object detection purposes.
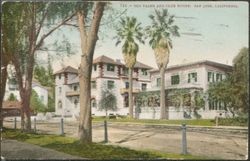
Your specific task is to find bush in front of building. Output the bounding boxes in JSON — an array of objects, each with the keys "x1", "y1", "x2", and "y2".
[{"x1": 217, "y1": 117, "x2": 248, "y2": 126}]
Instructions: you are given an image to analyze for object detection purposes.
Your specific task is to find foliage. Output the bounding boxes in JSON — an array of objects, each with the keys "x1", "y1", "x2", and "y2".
[
  {"x1": 7, "y1": 93, "x2": 17, "y2": 101},
  {"x1": 98, "y1": 83, "x2": 117, "y2": 117},
  {"x1": 2, "y1": 128, "x2": 208, "y2": 159},
  {"x1": 145, "y1": 9, "x2": 180, "y2": 50},
  {"x1": 136, "y1": 90, "x2": 160, "y2": 107},
  {"x1": 34, "y1": 66, "x2": 53, "y2": 87},
  {"x1": 115, "y1": 16, "x2": 145, "y2": 56},
  {"x1": 30, "y1": 90, "x2": 47, "y2": 113},
  {"x1": 216, "y1": 117, "x2": 248, "y2": 127},
  {"x1": 207, "y1": 47, "x2": 249, "y2": 116},
  {"x1": 47, "y1": 95, "x2": 55, "y2": 112}
]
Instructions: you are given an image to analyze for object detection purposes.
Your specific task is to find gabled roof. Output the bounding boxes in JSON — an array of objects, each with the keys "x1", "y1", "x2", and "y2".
[
  {"x1": 150, "y1": 60, "x2": 232, "y2": 73},
  {"x1": 134, "y1": 61, "x2": 153, "y2": 69},
  {"x1": 53, "y1": 66, "x2": 78, "y2": 75},
  {"x1": 93, "y1": 55, "x2": 153, "y2": 69},
  {"x1": 93, "y1": 55, "x2": 124, "y2": 65}
]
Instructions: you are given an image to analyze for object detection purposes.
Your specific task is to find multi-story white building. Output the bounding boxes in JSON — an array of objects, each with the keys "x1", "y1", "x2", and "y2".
[
  {"x1": 54, "y1": 55, "x2": 152, "y2": 118},
  {"x1": 54, "y1": 56, "x2": 233, "y2": 120},
  {"x1": 4, "y1": 65, "x2": 48, "y2": 106},
  {"x1": 144, "y1": 60, "x2": 232, "y2": 119}
]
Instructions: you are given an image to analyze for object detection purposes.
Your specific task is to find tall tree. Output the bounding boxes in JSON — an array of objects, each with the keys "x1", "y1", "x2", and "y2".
[
  {"x1": 76, "y1": 2, "x2": 106, "y2": 144},
  {"x1": 2, "y1": 2, "x2": 76, "y2": 131},
  {"x1": 114, "y1": 17, "x2": 144, "y2": 118},
  {"x1": 145, "y1": 9, "x2": 180, "y2": 119},
  {"x1": 232, "y1": 47, "x2": 249, "y2": 113},
  {"x1": 207, "y1": 47, "x2": 249, "y2": 116},
  {"x1": 98, "y1": 83, "x2": 117, "y2": 119}
]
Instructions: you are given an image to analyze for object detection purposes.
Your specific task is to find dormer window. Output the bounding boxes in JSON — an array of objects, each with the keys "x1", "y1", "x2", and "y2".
[
  {"x1": 107, "y1": 64, "x2": 115, "y2": 72},
  {"x1": 142, "y1": 69, "x2": 148, "y2": 76}
]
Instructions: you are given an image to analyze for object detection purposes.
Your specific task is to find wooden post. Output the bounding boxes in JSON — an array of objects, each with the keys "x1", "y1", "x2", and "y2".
[
  {"x1": 60, "y1": 118, "x2": 64, "y2": 135},
  {"x1": 104, "y1": 120, "x2": 108, "y2": 143},
  {"x1": 181, "y1": 123, "x2": 187, "y2": 155},
  {"x1": 14, "y1": 117, "x2": 16, "y2": 129},
  {"x1": 34, "y1": 117, "x2": 36, "y2": 133}
]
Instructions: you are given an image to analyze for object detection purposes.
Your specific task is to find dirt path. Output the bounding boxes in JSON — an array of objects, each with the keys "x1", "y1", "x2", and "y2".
[
  {"x1": 1, "y1": 139, "x2": 84, "y2": 160},
  {"x1": 3, "y1": 119, "x2": 248, "y2": 160}
]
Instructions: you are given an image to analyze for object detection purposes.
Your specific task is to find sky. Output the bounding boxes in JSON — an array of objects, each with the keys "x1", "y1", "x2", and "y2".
[{"x1": 39, "y1": 1, "x2": 249, "y2": 72}]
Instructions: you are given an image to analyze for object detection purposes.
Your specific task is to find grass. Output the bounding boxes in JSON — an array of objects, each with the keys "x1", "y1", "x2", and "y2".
[
  {"x1": 93, "y1": 116, "x2": 216, "y2": 126},
  {"x1": 2, "y1": 128, "x2": 209, "y2": 160},
  {"x1": 93, "y1": 116, "x2": 248, "y2": 127}
]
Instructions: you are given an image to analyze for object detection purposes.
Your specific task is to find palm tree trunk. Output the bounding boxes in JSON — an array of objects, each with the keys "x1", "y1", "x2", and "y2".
[
  {"x1": 128, "y1": 67, "x2": 134, "y2": 118},
  {"x1": 160, "y1": 67, "x2": 167, "y2": 119}
]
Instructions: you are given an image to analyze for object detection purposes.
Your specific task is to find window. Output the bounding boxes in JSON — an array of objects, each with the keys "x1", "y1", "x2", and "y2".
[
  {"x1": 156, "y1": 78, "x2": 161, "y2": 87},
  {"x1": 93, "y1": 64, "x2": 97, "y2": 71},
  {"x1": 92, "y1": 99, "x2": 97, "y2": 108},
  {"x1": 141, "y1": 83, "x2": 147, "y2": 91},
  {"x1": 58, "y1": 100, "x2": 62, "y2": 109},
  {"x1": 141, "y1": 69, "x2": 148, "y2": 76},
  {"x1": 216, "y1": 73, "x2": 222, "y2": 82},
  {"x1": 125, "y1": 82, "x2": 129, "y2": 89},
  {"x1": 107, "y1": 64, "x2": 115, "y2": 72},
  {"x1": 73, "y1": 85, "x2": 78, "y2": 91},
  {"x1": 59, "y1": 74, "x2": 61, "y2": 80},
  {"x1": 91, "y1": 81, "x2": 96, "y2": 89},
  {"x1": 123, "y1": 68, "x2": 129, "y2": 75},
  {"x1": 74, "y1": 99, "x2": 78, "y2": 108},
  {"x1": 107, "y1": 80, "x2": 114, "y2": 89},
  {"x1": 59, "y1": 87, "x2": 62, "y2": 94},
  {"x1": 208, "y1": 72, "x2": 214, "y2": 83},
  {"x1": 188, "y1": 72, "x2": 197, "y2": 83},
  {"x1": 171, "y1": 75, "x2": 180, "y2": 85}
]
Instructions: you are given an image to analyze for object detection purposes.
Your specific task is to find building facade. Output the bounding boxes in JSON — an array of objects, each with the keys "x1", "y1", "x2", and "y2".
[
  {"x1": 54, "y1": 56, "x2": 233, "y2": 120},
  {"x1": 4, "y1": 65, "x2": 49, "y2": 107},
  {"x1": 54, "y1": 55, "x2": 152, "y2": 118}
]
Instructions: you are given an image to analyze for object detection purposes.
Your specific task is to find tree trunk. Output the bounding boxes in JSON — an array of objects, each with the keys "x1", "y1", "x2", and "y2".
[
  {"x1": 0, "y1": 63, "x2": 8, "y2": 128},
  {"x1": 21, "y1": 90, "x2": 32, "y2": 132},
  {"x1": 128, "y1": 67, "x2": 134, "y2": 118},
  {"x1": 77, "y1": 2, "x2": 106, "y2": 144},
  {"x1": 160, "y1": 67, "x2": 167, "y2": 119},
  {"x1": 78, "y1": 57, "x2": 92, "y2": 144}
]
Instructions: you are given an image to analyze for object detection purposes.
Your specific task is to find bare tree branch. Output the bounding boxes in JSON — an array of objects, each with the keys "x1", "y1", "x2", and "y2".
[{"x1": 35, "y1": 12, "x2": 76, "y2": 50}]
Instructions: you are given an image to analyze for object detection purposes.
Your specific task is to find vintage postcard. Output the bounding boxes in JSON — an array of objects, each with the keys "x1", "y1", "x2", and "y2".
[{"x1": 1, "y1": 1, "x2": 248, "y2": 160}]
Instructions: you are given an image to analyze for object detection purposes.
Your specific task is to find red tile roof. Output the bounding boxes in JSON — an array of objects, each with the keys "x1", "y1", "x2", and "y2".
[{"x1": 53, "y1": 66, "x2": 78, "y2": 75}]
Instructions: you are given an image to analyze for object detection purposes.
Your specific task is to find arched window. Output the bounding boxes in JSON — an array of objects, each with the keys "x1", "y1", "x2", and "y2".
[{"x1": 58, "y1": 100, "x2": 62, "y2": 109}]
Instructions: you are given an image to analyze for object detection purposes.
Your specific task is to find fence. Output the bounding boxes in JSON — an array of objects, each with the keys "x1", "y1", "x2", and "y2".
[{"x1": 9, "y1": 117, "x2": 190, "y2": 155}]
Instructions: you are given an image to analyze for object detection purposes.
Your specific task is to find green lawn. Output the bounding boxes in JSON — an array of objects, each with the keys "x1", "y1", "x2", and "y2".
[
  {"x1": 93, "y1": 116, "x2": 216, "y2": 126},
  {"x1": 3, "y1": 128, "x2": 209, "y2": 160},
  {"x1": 93, "y1": 116, "x2": 248, "y2": 127}
]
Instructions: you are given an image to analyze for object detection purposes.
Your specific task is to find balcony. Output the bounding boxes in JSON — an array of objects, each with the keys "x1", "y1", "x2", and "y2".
[
  {"x1": 119, "y1": 73, "x2": 138, "y2": 79},
  {"x1": 66, "y1": 91, "x2": 79, "y2": 96},
  {"x1": 120, "y1": 88, "x2": 140, "y2": 94}
]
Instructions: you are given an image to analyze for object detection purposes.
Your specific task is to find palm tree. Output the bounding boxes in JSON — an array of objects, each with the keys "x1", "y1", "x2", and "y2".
[
  {"x1": 115, "y1": 17, "x2": 144, "y2": 118},
  {"x1": 145, "y1": 9, "x2": 180, "y2": 119}
]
